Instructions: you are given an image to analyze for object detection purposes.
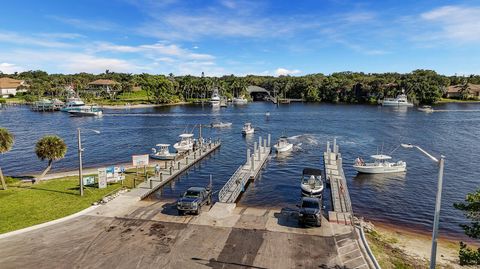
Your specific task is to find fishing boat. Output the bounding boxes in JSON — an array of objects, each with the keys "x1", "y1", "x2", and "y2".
[
  {"x1": 300, "y1": 168, "x2": 324, "y2": 197},
  {"x1": 67, "y1": 105, "x2": 103, "y2": 116},
  {"x1": 232, "y1": 96, "x2": 248, "y2": 105},
  {"x1": 211, "y1": 122, "x2": 232, "y2": 128},
  {"x1": 353, "y1": 154, "x2": 406, "y2": 174},
  {"x1": 273, "y1": 136, "x2": 293, "y2": 153},
  {"x1": 379, "y1": 91, "x2": 414, "y2": 107},
  {"x1": 418, "y1": 105, "x2": 434, "y2": 113},
  {"x1": 61, "y1": 97, "x2": 85, "y2": 112},
  {"x1": 241, "y1": 123, "x2": 254, "y2": 135},
  {"x1": 210, "y1": 89, "x2": 220, "y2": 107},
  {"x1": 173, "y1": 133, "x2": 194, "y2": 152},
  {"x1": 150, "y1": 144, "x2": 176, "y2": 160}
]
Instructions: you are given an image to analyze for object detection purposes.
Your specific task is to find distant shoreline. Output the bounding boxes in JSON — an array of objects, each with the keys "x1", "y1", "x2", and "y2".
[{"x1": 100, "y1": 102, "x2": 189, "y2": 109}]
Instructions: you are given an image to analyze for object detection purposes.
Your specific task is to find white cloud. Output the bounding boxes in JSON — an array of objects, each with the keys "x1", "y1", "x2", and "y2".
[
  {"x1": 275, "y1": 68, "x2": 301, "y2": 76},
  {"x1": 0, "y1": 31, "x2": 73, "y2": 48},
  {"x1": 0, "y1": 62, "x2": 24, "y2": 74},
  {"x1": 420, "y1": 5, "x2": 480, "y2": 43},
  {"x1": 48, "y1": 15, "x2": 116, "y2": 31}
]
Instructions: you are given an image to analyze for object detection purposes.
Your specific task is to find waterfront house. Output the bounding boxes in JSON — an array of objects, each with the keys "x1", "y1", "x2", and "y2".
[
  {"x1": 87, "y1": 79, "x2": 120, "y2": 97},
  {"x1": 0, "y1": 77, "x2": 25, "y2": 98},
  {"x1": 446, "y1": 83, "x2": 480, "y2": 100}
]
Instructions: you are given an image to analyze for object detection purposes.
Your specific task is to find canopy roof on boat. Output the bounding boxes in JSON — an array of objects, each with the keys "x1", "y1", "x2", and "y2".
[
  {"x1": 155, "y1": 144, "x2": 170, "y2": 147},
  {"x1": 302, "y1": 168, "x2": 323, "y2": 176},
  {"x1": 370, "y1": 154, "x2": 392, "y2": 160},
  {"x1": 179, "y1": 133, "x2": 194, "y2": 138}
]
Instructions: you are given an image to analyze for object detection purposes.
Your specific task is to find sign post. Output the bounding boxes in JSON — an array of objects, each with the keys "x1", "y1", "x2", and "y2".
[{"x1": 98, "y1": 168, "x2": 107, "y2": 189}]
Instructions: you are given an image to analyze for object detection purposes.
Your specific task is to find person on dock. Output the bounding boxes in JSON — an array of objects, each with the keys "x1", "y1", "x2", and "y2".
[{"x1": 154, "y1": 164, "x2": 160, "y2": 178}]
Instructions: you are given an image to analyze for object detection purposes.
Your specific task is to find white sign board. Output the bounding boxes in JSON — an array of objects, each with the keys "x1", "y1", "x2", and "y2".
[
  {"x1": 98, "y1": 168, "x2": 107, "y2": 189},
  {"x1": 132, "y1": 154, "x2": 149, "y2": 167}
]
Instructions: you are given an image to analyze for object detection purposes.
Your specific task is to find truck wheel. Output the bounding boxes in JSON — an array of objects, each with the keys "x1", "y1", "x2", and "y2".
[
  {"x1": 178, "y1": 210, "x2": 184, "y2": 216},
  {"x1": 196, "y1": 207, "x2": 201, "y2": 215}
]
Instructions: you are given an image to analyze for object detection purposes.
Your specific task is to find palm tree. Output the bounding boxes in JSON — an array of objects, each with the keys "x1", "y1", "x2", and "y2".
[
  {"x1": 0, "y1": 128, "x2": 14, "y2": 190},
  {"x1": 35, "y1": 135, "x2": 67, "y2": 181}
]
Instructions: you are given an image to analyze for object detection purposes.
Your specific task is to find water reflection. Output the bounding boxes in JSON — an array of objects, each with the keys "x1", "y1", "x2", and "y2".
[{"x1": 352, "y1": 172, "x2": 406, "y2": 191}]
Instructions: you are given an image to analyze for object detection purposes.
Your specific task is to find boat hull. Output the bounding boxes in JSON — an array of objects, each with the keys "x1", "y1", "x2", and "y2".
[
  {"x1": 353, "y1": 164, "x2": 406, "y2": 174},
  {"x1": 68, "y1": 111, "x2": 102, "y2": 117},
  {"x1": 301, "y1": 184, "x2": 324, "y2": 197},
  {"x1": 274, "y1": 143, "x2": 293, "y2": 153},
  {"x1": 242, "y1": 129, "x2": 254, "y2": 135},
  {"x1": 382, "y1": 101, "x2": 414, "y2": 107},
  {"x1": 150, "y1": 154, "x2": 176, "y2": 160},
  {"x1": 173, "y1": 143, "x2": 193, "y2": 152}
]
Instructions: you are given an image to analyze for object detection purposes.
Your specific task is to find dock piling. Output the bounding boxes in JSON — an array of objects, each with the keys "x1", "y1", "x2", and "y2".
[{"x1": 268, "y1": 134, "x2": 271, "y2": 147}]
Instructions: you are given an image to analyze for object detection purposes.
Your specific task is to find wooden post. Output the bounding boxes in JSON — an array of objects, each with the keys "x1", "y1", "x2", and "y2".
[
  {"x1": 149, "y1": 178, "x2": 153, "y2": 189},
  {"x1": 160, "y1": 172, "x2": 163, "y2": 181},
  {"x1": 170, "y1": 166, "x2": 173, "y2": 175},
  {"x1": 186, "y1": 156, "x2": 189, "y2": 165},
  {"x1": 177, "y1": 162, "x2": 181, "y2": 170},
  {"x1": 264, "y1": 139, "x2": 267, "y2": 153},
  {"x1": 247, "y1": 148, "x2": 250, "y2": 164},
  {"x1": 164, "y1": 162, "x2": 167, "y2": 169},
  {"x1": 268, "y1": 134, "x2": 271, "y2": 147},
  {"x1": 251, "y1": 153, "x2": 255, "y2": 171},
  {"x1": 0, "y1": 167, "x2": 7, "y2": 190}
]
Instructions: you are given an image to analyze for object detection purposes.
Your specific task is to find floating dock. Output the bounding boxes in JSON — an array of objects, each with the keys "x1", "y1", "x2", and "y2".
[
  {"x1": 126, "y1": 139, "x2": 221, "y2": 200},
  {"x1": 324, "y1": 138, "x2": 353, "y2": 225},
  {"x1": 218, "y1": 135, "x2": 271, "y2": 203}
]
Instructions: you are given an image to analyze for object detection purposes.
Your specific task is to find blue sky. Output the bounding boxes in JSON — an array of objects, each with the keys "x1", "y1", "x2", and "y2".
[{"x1": 0, "y1": 0, "x2": 479, "y2": 76}]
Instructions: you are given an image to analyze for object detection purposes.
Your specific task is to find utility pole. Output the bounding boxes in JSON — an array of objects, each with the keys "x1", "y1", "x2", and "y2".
[
  {"x1": 77, "y1": 128, "x2": 84, "y2": 196},
  {"x1": 430, "y1": 156, "x2": 445, "y2": 269}
]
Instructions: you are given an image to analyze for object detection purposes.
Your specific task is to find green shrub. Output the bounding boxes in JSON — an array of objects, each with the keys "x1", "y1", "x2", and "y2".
[{"x1": 459, "y1": 242, "x2": 480, "y2": 266}]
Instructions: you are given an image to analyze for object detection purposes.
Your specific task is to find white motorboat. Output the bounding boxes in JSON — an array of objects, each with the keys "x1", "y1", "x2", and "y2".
[
  {"x1": 210, "y1": 89, "x2": 220, "y2": 107},
  {"x1": 301, "y1": 168, "x2": 324, "y2": 197},
  {"x1": 353, "y1": 154, "x2": 406, "y2": 174},
  {"x1": 241, "y1": 123, "x2": 254, "y2": 135},
  {"x1": 274, "y1": 136, "x2": 293, "y2": 153},
  {"x1": 380, "y1": 92, "x2": 414, "y2": 107},
  {"x1": 232, "y1": 96, "x2": 248, "y2": 105},
  {"x1": 173, "y1": 133, "x2": 194, "y2": 152},
  {"x1": 61, "y1": 97, "x2": 85, "y2": 112},
  {"x1": 67, "y1": 105, "x2": 102, "y2": 116},
  {"x1": 211, "y1": 122, "x2": 232, "y2": 128},
  {"x1": 418, "y1": 105, "x2": 434, "y2": 113},
  {"x1": 150, "y1": 144, "x2": 176, "y2": 160}
]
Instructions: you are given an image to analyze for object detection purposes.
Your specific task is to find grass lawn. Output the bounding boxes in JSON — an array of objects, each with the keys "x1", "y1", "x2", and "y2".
[
  {"x1": 0, "y1": 176, "x2": 125, "y2": 234},
  {"x1": 438, "y1": 98, "x2": 480, "y2": 103}
]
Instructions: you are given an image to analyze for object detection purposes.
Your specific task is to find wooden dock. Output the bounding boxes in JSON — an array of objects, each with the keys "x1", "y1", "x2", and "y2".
[
  {"x1": 218, "y1": 135, "x2": 271, "y2": 203},
  {"x1": 324, "y1": 138, "x2": 353, "y2": 225},
  {"x1": 125, "y1": 139, "x2": 221, "y2": 200}
]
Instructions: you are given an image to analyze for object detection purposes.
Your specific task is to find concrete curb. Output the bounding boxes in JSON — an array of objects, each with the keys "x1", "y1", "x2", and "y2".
[
  {"x1": 0, "y1": 205, "x2": 100, "y2": 239},
  {"x1": 356, "y1": 224, "x2": 381, "y2": 269}
]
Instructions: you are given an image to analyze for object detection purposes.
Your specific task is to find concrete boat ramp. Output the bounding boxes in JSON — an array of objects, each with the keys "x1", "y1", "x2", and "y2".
[{"x1": 0, "y1": 137, "x2": 374, "y2": 269}]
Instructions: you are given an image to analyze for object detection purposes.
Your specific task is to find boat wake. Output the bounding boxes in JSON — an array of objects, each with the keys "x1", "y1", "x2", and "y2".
[{"x1": 287, "y1": 134, "x2": 320, "y2": 152}]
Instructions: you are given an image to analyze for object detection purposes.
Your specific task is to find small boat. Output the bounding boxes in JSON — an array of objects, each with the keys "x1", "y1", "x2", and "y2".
[
  {"x1": 274, "y1": 136, "x2": 293, "y2": 153},
  {"x1": 241, "y1": 123, "x2": 254, "y2": 135},
  {"x1": 68, "y1": 105, "x2": 103, "y2": 116},
  {"x1": 210, "y1": 89, "x2": 220, "y2": 107},
  {"x1": 61, "y1": 97, "x2": 85, "y2": 112},
  {"x1": 418, "y1": 105, "x2": 434, "y2": 113},
  {"x1": 211, "y1": 122, "x2": 232, "y2": 128},
  {"x1": 232, "y1": 96, "x2": 248, "y2": 105},
  {"x1": 150, "y1": 144, "x2": 176, "y2": 160},
  {"x1": 173, "y1": 133, "x2": 194, "y2": 152},
  {"x1": 265, "y1": 112, "x2": 270, "y2": 117},
  {"x1": 379, "y1": 91, "x2": 414, "y2": 107},
  {"x1": 301, "y1": 168, "x2": 324, "y2": 197},
  {"x1": 220, "y1": 97, "x2": 228, "y2": 107},
  {"x1": 353, "y1": 154, "x2": 406, "y2": 174}
]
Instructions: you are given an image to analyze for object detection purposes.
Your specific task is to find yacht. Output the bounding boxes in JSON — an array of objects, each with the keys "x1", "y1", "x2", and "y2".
[
  {"x1": 273, "y1": 136, "x2": 293, "y2": 153},
  {"x1": 173, "y1": 133, "x2": 194, "y2": 152},
  {"x1": 61, "y1": 97, "x2": 85, "y2": 112},
  {"x1": 300, "y1": 168, "x2": 324, "y2": 197},
  {"x1": 380, "y1": 92, "x2": 414, "y2": 107},
  {"x1": 67, "y1": 105, "x2": 102, "y2": 116},
  {"x1": 210, "y1": 89, "x2": 221, "y2": 107},
  {"x1": 241, "y1": 123, "x2": 254, "y2": 135},
  {"x1": 150, "y1": 144, "x2": 176, "y2": 160},
  {"x1": 418, "y1": 105, "x2": 434, "y2": 113},
  {"x1": 353, "y1": 154, "x2": 406, "y2": 174},
  {"x1": 232, "y1": 96, "x2": 248, "y2": 105}
]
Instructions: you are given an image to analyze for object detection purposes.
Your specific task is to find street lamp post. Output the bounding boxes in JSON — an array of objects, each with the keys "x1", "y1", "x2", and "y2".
[
  {"x1": 77, "y1": 128, "x2": 100, "y2": 196},
  {"x1": 401, "y1": 143, "x2": 445, "y2": 269}
]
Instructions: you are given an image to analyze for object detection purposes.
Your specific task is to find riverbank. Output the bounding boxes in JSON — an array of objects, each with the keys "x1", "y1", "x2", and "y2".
[
  {"x1": 100, "y1": 101, "x2": 189, "y2": 109},
  {"x1": 366, "y1": 220, "x2": 479, "y2": 269}
]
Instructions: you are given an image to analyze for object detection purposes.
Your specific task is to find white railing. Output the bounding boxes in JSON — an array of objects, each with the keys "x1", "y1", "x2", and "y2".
[{"x1": 218, "y1": 165, "x2": 243, "y2": 202}]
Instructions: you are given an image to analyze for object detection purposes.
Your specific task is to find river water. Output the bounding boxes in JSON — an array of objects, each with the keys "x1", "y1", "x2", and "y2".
[{"x1": 1, "y1": 102, "x2": 479, "y2": 239}]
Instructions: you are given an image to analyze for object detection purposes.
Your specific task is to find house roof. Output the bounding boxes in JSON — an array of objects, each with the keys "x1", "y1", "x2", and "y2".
[
  {"x1": 447, "y1": 83, "x2": 480, "y2": 93},
  {"x1": 0, "y1": 77, "x2": 23, "y2": 89},
  {"x1": 88, "y1": 79, "x2": 119, "y2": 86}
]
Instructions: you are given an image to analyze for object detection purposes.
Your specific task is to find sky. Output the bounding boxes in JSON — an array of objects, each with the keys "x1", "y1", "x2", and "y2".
[{"x1": 0, "y1": 0, "x2": 480, "y2": 76}]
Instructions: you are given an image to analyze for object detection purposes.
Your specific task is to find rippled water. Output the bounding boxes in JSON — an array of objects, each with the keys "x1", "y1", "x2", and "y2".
[{"x1": 1, "y1": 102, "x2": 479, "y2": 238}]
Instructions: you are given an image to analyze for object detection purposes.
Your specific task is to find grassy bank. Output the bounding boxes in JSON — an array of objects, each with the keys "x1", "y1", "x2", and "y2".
[
  {"x1": 437, "y1": 98, "x2": 480, "y2": 103},
  {"x1": 0, "y1": 169, "x2": 153, "y2": 234}
]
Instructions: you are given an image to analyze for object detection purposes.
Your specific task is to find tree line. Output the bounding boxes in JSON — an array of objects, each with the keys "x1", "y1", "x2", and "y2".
[{"x1": 2, "y1": 69, "x2": 480, "y2": 104}]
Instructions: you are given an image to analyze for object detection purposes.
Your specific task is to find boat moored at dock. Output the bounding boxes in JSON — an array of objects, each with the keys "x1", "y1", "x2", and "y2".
[
  {"x1": 379, "y1": 91, "x2": 414, "y2": 107},
  {"x1": 173, "y1": 133, "x2": 194, "y2": 152},
  {"x1": 353, "y1": 154, "x2": 406, "y2": 174},
  {"x1": 301, "y1": 168, "x2": 324, "y2": 197},
  {"x1": 150, "y1": 144, "x2": 176, "y2": 160},
  {"x1": 232, "y1": 96, "x2": 248, "y2": 105},
  {"x1": 61, "y1": 97, "x2": 85, "y2": 112},
  {"x1": 210, "y1": 89, "x2": 220, "y2": 107}
]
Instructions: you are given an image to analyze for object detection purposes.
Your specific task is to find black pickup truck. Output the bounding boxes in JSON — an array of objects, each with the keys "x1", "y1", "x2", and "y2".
[{"x1": 176, "y1": 186, "x2": 212, "y2": 215}]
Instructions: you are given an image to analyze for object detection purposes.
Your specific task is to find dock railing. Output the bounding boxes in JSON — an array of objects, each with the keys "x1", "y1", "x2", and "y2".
[{"x1": 218, "y1": 165, "x2": 243, "y2": 203}]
